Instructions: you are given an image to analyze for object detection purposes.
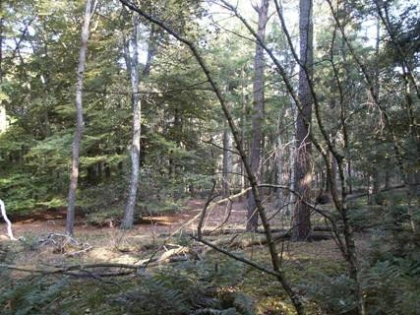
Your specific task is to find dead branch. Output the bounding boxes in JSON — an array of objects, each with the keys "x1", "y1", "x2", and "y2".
[
  {"x1": 0, "y1": 199, "x2": 16, "y2": 240},
  {"x1": 190, "y1": 234, "x2": 280, "y2": 277},
  {"x1": 198, "y1": 179, "x2": 218, "y2": 238},
  {"x1": 157, "y1": 245, "x2": 189, "y2": 263},
  {"x1": 0, "y1": 262, "x2": 139, "y2": 278}
]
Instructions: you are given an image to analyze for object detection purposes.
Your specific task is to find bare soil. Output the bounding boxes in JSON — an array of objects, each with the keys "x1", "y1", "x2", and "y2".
[
  {"x1": 1, "y1": 198, "x2": 344, "y2": 271},
  {"x1": 1, "y1": 199, "x2": 350, "y2": 315}
]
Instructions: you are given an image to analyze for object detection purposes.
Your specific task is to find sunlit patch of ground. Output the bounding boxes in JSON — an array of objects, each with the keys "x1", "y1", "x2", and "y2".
[{"x1": 1, "y1": 199, "x2": 352, "y2": 314}]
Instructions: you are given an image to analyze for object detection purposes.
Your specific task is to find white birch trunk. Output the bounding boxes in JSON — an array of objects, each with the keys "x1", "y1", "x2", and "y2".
[
  {"x1": 0, "y1": 199, "x2": 16, "y2": 240},
  {"x1": 121, "y1": 14, "x2": 141, "y2": 229}
]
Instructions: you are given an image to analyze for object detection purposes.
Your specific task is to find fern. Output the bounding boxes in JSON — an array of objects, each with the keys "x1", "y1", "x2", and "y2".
[
  {"x1": 0, "y1": 243, "x2": 10, "y2": 263},
  {"x1": 0, "y1": 276, "x2": 67, "y2": 315},
  {"x1": 299, "y1": 273, "x2": 357, "y2": 314},
  {"x1": 363, "y1": 258, "x2": 420, "y2": 315},
  {"x1": 116, "y1": 263, "x2": 255, "y2": 315},
  {"x1": 233, "y1": 292, "x2": 255, "y2": 315},
  {"x1": 119, "y1": 276, "x2": 191, "y2": 315}
]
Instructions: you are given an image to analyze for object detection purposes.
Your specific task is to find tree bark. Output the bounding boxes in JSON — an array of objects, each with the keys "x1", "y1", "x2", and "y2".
[
  {"x1": 66, "y1": 0, "x2": 96, "y2": 236},
  {"x1": 222, "y1": 122, "x2": 231, "y2": 197},
  {"x1": 121, "y1": 14, "x2": 141, "y2": 229},
  {"x1": 291, "y1": 0, "x2": 313, "y2": 242},
  {"x1": 0, "y1": 8, "x2": 5, "y2": 134},
  {"x1": 0, "y1": 7, "x2": 3, "y2": 83},
  {"x1": 0, "y1": 199, "x2": 16, "y2": 240},
  {"x1": 247, "y1": 0, "x2": 269, "y2": 232}
]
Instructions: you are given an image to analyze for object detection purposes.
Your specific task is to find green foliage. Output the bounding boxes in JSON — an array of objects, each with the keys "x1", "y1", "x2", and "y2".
[
  {"x1": 299, "y1": 273, "x2": 358, "y2": 314},
  {"x1": 352, "y1": 190, "x2": 420, "y2": 314},
  {"x1": 116, "y1": 262, "x2": 254, "y2": 315},
  {"x1": 362, "y1": 258, "x2": 420, "y2": 315},
  {"x1": 119, "y1": 274, "x2": 192, "y2": 315},
  {"x1": 0, "y1": 172, "x2": 61, "y2": 213},
  {"x1": 0, "y1": 276, "x2": 67, "y2": 315},
  {"x1": 19, "y1": 232, "x2": 42, "y2": 251}
]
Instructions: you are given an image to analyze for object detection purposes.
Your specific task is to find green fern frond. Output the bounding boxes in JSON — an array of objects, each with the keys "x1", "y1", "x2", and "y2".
[{"x1": 233, "y1": 292, "x2": 255, "y2": 315}]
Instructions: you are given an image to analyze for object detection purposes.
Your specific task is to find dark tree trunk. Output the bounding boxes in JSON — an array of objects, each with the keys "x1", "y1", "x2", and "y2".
[
  {"x1": 0, "y1": 9, "x2": 5, "y2": 134},
  {"x1": 247, "y1": 0, "x2": 269, "y2": 232},
  {"x1": 291, "y1": 0, "x2": 313, "y2": 242},
  {"x1": 222, "y1": 122, "x2": 231, "y2": 197}
]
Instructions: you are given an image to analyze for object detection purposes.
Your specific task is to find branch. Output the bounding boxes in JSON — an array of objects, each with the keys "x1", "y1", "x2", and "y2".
[
  {"x1": 198, "y1": 179, "x2": 218, "y2": 238},
  {"x1": 0, "y1": 263, "x2": 139, "y2": 278},
  {"x1": 117, "y1": 2, "x2": 303, "y2": 313},
  {"x1": 118, "y1": 0, "x2": 278, "y2": 275},
  {"x1": 0, "y1": 199, "x2": 16, "y2": 240},
  {"x1": 190, "y1": 235, "x2": 280, "y2": 277}
]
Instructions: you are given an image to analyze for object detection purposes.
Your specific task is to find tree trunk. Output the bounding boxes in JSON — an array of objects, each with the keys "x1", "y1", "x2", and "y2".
[
  {"x1": 121, "y1": 14, "x2": 141, "y2": 229},
  {"x1": 247, "y1": 0, "x2": 269, "y2": 232},
  {"x1": 347, "y1": 160, "x2": 353, "y2": 194},
  {"x1": 0, "y1": 199, "x2": 16, "y2": 240},
  {"x1": 292, "y1": 0, "x2": 313, "y2": 242},
  {"x1": 66, "y1": 0, "x2": 95, "y2": 236},
  {"x1": 0, "y1": 11, "x2": 6, "y2": 134},
  {"x1": 222, "y1": 122, "x2": 231, "y2": 197},
  {"x1": 0, "y1": 10, "x2": 3, "y2": 83},
  {"x1": 239, "y1": 65, "x2": 247, "y2": 200}
]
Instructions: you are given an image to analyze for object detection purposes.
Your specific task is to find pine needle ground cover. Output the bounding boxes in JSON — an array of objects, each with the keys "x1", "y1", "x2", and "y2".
[
  {"x1": 1, "y1": 196, "x2": 419, "y2": 314},
  {"x1": 1, "y1": 208, "x2": 346, "y2": 315},
  {"x1": 1, "y1": 236, "x2": 344, "y2": 315}
]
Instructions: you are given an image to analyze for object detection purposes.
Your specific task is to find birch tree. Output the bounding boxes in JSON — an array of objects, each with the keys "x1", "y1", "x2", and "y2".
[{"x1": 121, "y1": 14, "x2": 141, "y2": 229}]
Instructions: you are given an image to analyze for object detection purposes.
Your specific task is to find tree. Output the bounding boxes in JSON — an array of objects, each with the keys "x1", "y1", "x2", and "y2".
[
  {"x1": 291, "y1": 0, "x2": 313, "y2": 241},
  {"x1": 66, "y1": 0, "x2": 96, "y2": 236},
  {"x1": 246, "y1": 0, "x2": 270, "y2": 232},
  {"x1": 0, "y1": 199, "x2": 16, "y2": 240},
  {"x1": 121, "y1": 14, "x2": 141, "y2": 229},
  {"x1": 118, "y1": 1, "x2": 306, "y2": 314}
]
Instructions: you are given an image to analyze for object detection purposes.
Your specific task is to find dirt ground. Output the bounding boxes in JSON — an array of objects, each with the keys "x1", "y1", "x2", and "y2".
[
  {"x1": 3, "y1": 199, "x2": 250, "y2": 241},
  {"x1": 1, "y1": 198, "x2": 344, "y2": 273},
  {"x1": 1, "y1": 199, "x2": 350, "y2": 315}
]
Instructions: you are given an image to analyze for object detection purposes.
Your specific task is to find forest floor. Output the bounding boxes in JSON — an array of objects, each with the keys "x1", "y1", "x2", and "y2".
[{"x1": 1, "y1": 199, "x2": 354, "y2": 314}]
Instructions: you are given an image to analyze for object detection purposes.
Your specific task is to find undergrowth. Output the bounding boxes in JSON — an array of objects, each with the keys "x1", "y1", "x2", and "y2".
[{"x1": 0, "y1": 252, "x2": 256, "y2": 315}]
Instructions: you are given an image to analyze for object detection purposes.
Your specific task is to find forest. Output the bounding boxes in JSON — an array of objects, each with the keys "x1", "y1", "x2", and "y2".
[{"x1": 0, "y1": 0, "x2": 419, "y2": 314}]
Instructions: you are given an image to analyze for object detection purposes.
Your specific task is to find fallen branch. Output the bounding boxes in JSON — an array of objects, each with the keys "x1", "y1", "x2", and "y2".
[
  {"x1": 0, "y1": 262, "x2": 140, "y2": 278},
  {"x1": 190, "y1": 234, "x2": 281, "y2": 277},
  {"x1": 63, "y1": 245, "x2": 93, "y2": 257},
  {"x1": 157, "y1": 245, "x2": 190, "y2": 263},
  {"x1": 201, "y1": 231, "x2": 333, "y2": 250},
  {"x1": 346, "y1": 184, "x2": 409, "y2": 200}
]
